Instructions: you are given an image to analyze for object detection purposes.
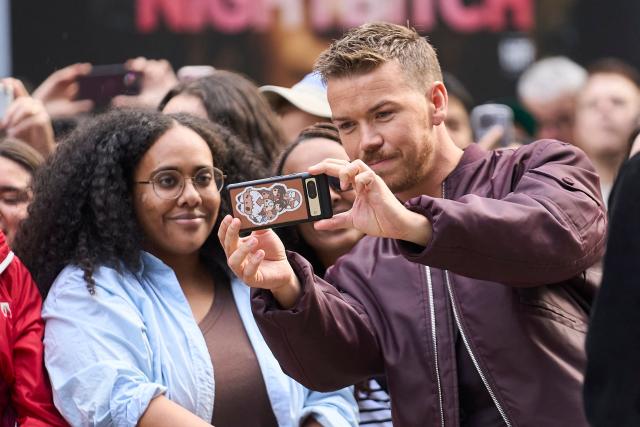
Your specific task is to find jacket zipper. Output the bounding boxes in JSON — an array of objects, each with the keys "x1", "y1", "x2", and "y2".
[
  {"x1": 441, "y1": 182, "x2": 512, "y2": 427},
  {"x1": 425, "y1": 266, "x2": 445, "y2": 427}
]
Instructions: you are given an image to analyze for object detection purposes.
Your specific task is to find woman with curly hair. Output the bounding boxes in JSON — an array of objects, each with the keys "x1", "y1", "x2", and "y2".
[
  {"x1": 159, "y1": 70, "x2": 286, "y2": 169},
  {"x1": 14, "y1": 110, "x2": 357, "y2": 426}
]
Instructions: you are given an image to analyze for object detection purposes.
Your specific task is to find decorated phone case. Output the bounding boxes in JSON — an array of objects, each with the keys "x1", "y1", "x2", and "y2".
[{"x1": 226, "y1": 173, "x2": 333, "y2": 234}]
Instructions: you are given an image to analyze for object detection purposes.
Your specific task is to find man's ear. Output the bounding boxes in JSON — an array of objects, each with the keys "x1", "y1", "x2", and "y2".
[{"x1": 429, "y1": 81, "x2": 448, "y2": 126}]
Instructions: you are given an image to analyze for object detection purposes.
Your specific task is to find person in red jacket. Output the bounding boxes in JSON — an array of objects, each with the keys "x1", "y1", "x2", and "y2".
[{"x1": 0, "y1": 230, "x2": 67, "y2": 426}]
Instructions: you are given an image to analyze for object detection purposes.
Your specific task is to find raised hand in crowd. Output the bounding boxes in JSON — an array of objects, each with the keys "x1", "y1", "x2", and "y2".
[
  {"x1": 32, "y1": 62, "x2": 94, "y2": 119},
  {"x1": 0, "y1": 78, "x2": 55, "y2": 157},
  {"x1": 112, "y1": 57, "x2": 178, "y2": 108}
]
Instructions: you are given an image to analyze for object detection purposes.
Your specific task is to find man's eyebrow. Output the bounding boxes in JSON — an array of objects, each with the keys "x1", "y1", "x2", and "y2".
[
  {"x1": 367, "y1": 100, "x2": 395, "y2": 114},
  {"x1": 332, "y1": 100, "x2": 396, "y2": 122}
]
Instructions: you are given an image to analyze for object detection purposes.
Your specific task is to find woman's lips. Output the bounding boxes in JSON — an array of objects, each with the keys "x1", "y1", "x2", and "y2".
[{"x1": 168, "y1": 213, "x2": 207, "y2": 226}]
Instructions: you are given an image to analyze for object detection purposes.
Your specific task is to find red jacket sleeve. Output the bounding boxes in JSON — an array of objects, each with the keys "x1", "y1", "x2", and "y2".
[{"x1": 9, "y1": 256, "x2": 68, "y2": 427}]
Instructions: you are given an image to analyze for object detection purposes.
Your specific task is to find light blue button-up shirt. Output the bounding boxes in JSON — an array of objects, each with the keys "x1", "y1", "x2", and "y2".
[{"x1": 42, "y1": 252, "x2": 358, "y2": 427}]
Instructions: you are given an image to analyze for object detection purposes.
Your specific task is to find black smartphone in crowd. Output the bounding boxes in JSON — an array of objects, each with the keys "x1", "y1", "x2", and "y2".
[
  {"x1": 226, "y1": 173, "x2": 333, "y2": 234},
  {"x1": 76, "y1": 64, "x2": 142, "y2": 106}
]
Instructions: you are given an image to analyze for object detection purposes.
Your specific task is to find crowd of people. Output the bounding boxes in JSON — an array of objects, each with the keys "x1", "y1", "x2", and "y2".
[{"x1": 0, "y1": 20, "x2": 638, "y2": 427}]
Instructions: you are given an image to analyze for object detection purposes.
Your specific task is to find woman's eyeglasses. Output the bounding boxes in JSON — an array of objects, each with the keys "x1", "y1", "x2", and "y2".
[{"x1": 135, "y1": 167, "x2": 225, "y2": 200}]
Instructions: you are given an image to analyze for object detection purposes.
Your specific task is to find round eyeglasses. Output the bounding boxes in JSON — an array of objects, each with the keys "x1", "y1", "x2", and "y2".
[{"x1": 135, "y1": 167, "x2": 226, "y2": 200}]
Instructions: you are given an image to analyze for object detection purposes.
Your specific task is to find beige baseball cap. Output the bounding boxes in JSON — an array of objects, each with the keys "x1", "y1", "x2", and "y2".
[{"x1": 260, "y1": 72, "x2": 331, "y2": 119}]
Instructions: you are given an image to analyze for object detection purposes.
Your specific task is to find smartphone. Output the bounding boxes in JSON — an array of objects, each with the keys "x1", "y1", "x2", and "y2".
[
  {"x1": 470, "y1": 103, "x2": 514, "y2": 148},
  {"x1": 226, "y1": 173, "x2": 333, "y2": 234},
  {"x1": 76, "y1": 64, "x2": 142, "y2": 106},
  {"x1": 0, "y1": 83, "x2": 13, "y2": 121}
]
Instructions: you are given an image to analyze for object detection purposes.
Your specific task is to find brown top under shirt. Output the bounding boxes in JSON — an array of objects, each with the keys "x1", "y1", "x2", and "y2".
[{"x1": 198, "y1": 279, "x2": 278, "y2": 427}]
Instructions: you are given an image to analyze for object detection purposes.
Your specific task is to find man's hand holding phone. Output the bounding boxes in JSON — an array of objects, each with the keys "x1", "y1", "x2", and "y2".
[
  {"x1": 308, "y1": 159, "x2": 433, "y2": 247},
  {"x1": 218, "y1": 158, "x2": 433, "y2": 308},
  {"x1": 218, "y1": 216, "x2": 301, "y2": 309}
]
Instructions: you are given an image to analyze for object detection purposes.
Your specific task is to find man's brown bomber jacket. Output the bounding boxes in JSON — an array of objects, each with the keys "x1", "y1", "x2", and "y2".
[{"x1": 252, "y1": 140, "x2": 606, "y2": 427}]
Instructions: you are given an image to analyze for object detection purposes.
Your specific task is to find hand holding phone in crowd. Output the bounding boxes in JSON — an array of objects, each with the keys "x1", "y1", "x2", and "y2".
[
  {"x1": 0, "y1": 78, "x2": 55, "y2": 157},
  {"x1": 74, "y1": 64, "x2": 142, "y2": 108},
  {"x1": 32, "y1": 63, "x2": 95, "y2": 118},
  {"x1": 470, "y1": 103, "x2": 515, "y2": 149},
  {"x1": 111, "y1": 57, "x2": 178, "y2": 108}
]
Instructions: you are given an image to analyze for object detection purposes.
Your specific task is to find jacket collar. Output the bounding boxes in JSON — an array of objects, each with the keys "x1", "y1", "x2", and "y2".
[{"x1": 451, "y1": 144, "x2": 488, "y2": 174}]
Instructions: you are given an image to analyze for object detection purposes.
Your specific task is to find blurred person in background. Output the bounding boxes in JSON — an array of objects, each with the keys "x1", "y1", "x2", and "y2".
[
  {"x1": 275, "y1": 122, "x2": 391, "y2": 426},
  {"x1": 0, "y1": 229, "x2": 67, "y2": 426},
  {"x1": 0, "y1": 138, "x2": 43, "y2": 247},
  {"x1": 260, "y1": 72, "x2": 332, "y2": 143},
  {"x1": 517, "y1": 56, "x2": 587, "y2": 143},
  {"x1": 15, "y1": 110, "x2": 357, "y2": 426},
  {"x1": 443, "y1": 72, "x2": 474, "y2": 149},
  {"x1": 1, "y1": 78, "x2": 56, "y2": 158},
  {"x1": 160, "y1": 71, "x2": 286, "y2": 170},
  {"x1": 574, "y1": 58, "x2": 640, "y2": 205}
]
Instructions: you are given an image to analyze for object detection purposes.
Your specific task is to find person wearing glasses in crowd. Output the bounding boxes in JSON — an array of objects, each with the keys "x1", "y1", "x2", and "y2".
[
  {"x1": 0, "y1": 138, "x2": 43, "y2": 247},
  {"x1": 14, "y1": 110, "x2": 358, "y2": 426}
]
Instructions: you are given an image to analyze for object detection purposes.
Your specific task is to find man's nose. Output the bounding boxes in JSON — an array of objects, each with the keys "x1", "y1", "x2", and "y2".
[{"x1": 360, "y1": 124, "x2": 384, "y2": 151}]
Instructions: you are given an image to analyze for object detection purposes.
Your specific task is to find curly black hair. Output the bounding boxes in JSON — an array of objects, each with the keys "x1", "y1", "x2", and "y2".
[{"x1": 14, "y1": 109, "x2": 267, "y2": 296}]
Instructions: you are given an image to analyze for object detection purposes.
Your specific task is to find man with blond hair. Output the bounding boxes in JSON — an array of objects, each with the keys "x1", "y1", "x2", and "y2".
[{"x1": 219, "y1": 22, "x2": 605, "y2": 426}]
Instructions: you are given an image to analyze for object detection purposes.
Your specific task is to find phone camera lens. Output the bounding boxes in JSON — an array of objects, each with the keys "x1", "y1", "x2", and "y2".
[{"x1": 306, "y1": 181, "x2": 318, "y2": 198}]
